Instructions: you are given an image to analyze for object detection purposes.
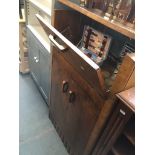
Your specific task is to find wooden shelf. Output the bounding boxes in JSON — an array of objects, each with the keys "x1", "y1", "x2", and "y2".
[
  {"x1": 58, "y1": 0, "x2": 135, "y2": 39},
  {"x1": 111, "y1": 135, "x2": 135, "y2": 155}
]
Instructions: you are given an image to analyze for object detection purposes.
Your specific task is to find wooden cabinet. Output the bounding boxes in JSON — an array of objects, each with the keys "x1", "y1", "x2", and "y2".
[
  {"x1": 36, "y1": 0, "x2": 135, "y2": 154},
  {"x1": 27, "y1": 27, "x2": 50, "y2": 104},
  {"x1": 93, "y1": 87, "x2": 135, "y2": 155},
  {"x1": 50, "y1": 48, "x2": 101, "y2": 155}
]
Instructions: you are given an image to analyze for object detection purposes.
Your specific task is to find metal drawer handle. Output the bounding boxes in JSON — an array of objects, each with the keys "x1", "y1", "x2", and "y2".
[
  {"x1": 62, "y1": 81, "x2": 69, "y2": 93},
  {"x1": 69, "y1": 91, "x2": 76, "y2": 103},
  {"x1": 49, "y1": 34, "x2": 66, "y2": 51},
  {"x1": 120, "y1": 109, "x2": 126, "y2": 116}
]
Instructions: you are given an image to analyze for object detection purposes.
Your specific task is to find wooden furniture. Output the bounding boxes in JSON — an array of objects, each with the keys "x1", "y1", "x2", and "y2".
[
  {"x1": 25, "y1": 0, "x2": 54, "y2": 104},
  {"x1": 36, "y1": 0, "x2": 135, "y2": 154},
  {"x1": 19, "y1": 8, "x2": 29, "y2": 74},
  {"x1": 93, "y1": 87, "x2": 135, "y2": 155}
]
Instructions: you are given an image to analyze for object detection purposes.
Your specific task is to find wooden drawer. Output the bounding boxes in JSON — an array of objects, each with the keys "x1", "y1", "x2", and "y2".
[{"x1": 36, "y1": 13, "x2": 105, "y2": 97}]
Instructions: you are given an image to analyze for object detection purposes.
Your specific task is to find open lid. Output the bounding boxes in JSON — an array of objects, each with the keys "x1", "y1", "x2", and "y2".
[{"x1": 36, "y1": 13, "x2": 106, "y2": 97}]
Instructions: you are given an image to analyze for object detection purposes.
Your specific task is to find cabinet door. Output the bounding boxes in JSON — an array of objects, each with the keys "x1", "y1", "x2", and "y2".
[
  {"x1": 50, "y1": 48, "x2": 99, "y2": 155},
  {"x1": 27, "y1": 28, "x2": 40, "y2": 85},
  {"x1": 39, "y1": 44, "x2": 50, "y2": 103}
]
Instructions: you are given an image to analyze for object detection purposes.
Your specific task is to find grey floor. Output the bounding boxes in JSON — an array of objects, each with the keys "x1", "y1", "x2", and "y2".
[{"x1": 19, "y1": 74, "x2": 68, "y2": 155}]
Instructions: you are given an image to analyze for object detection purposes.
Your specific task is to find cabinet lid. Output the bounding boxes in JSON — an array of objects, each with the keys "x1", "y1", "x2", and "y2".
[{"x1": 36, "y1": 13, "x2": 106, "y2": 97}]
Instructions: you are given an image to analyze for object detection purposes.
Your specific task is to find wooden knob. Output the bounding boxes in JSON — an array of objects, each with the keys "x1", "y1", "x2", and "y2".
[
  {"x1": 69, "y1": 91, "x2": 76, "y2": 103},
  {"x1": 62, "y1": 81, "x2": 69, "y2": 93}
]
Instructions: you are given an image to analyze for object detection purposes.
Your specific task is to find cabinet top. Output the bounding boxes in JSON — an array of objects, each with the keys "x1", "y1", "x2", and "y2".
[
  {"x1": 58, "y1": 0, "x2": 135, "y2": 39},
  {"x1": 117, "y1": 87, "x2": 135, "y2": 112}
]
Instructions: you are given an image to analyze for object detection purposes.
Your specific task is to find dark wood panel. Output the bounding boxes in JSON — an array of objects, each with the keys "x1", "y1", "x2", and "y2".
[
  {"x1": 52, "y1": 9, "x2": 82, "y2": 44},
  {"x1": 123, "y1": 116, "x2": 135, "y2": 145},
  {"x1": 112, "y1": 135, "x2": 135, "y2": 155},
  {"x1": 56, "y1": 47, "x2": 105, "y2": 96},
  {"x1": 50, "y1": 47, "x2": 103, "y2": 155}
]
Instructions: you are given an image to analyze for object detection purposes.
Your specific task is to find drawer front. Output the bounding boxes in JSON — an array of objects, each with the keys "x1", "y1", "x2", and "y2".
[
  {"x1": 50, "y1": 48, "x2": 100, "y2": 155},
  {"x1": 36, "y1": 14, "x2": 105, "y2": 96}
]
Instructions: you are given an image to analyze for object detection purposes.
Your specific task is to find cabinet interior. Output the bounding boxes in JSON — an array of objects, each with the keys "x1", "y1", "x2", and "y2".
[{"x1": 53, "y1": 9, "x2": 135, "y2": 89}]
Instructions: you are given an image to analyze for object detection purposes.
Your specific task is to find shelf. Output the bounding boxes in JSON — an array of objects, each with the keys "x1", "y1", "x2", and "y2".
[
  {"x1": 111, "y1": 135, "x2": 135, "y2": 155},
  {"x1": 28, "y1": 0, "x2": 51, "y2": 16},
  {"x1": 58, "y1": 0, "x2": 135, "y2": 39},
  {"x1": 27, "y1": 25, "x2": 50, "y2": 52}
]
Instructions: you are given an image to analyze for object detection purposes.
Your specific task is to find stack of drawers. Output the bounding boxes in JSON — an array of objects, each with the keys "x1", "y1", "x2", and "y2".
[{"x1": 19, "y1": 8, "x2": 29, "y2": 74}]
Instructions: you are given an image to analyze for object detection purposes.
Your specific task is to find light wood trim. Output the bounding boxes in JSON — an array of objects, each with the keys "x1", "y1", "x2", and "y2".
[{"x1": 58, "y1": 0, "x2": 135, "y2": 39}]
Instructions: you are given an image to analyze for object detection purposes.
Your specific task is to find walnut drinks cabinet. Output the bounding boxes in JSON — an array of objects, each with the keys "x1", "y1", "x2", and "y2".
[{"x1": 32, "y1": 0, "x2": 135, "y2": 155}]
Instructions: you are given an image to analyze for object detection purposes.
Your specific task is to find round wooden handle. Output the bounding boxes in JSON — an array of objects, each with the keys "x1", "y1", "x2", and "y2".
[
  {"x1": 62, "y1": 81, "x2": 69, "y2": 93},
  {"x1": 69, "y1": 91, "x2": 76, "y2": 103}
]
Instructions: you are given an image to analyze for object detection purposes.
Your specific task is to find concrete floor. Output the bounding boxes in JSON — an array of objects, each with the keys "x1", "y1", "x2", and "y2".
[{"x1": 19, "y1": 74, "x2": 68, "y2": 155}]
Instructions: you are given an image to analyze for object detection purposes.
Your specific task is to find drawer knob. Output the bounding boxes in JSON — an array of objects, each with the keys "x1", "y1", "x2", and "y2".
[
  {"x1": 34, "y1": 56, "x2": 37, "y2": 60},
  {"x1": 69, "y1": 91, "x2": 76, "y2": 103},
  {"x1": 35, "y1": 59, "x2": 39, "y2": 63},
  {"x1": 62, "y1": 81, "x2": 69, "y2": 93}
]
